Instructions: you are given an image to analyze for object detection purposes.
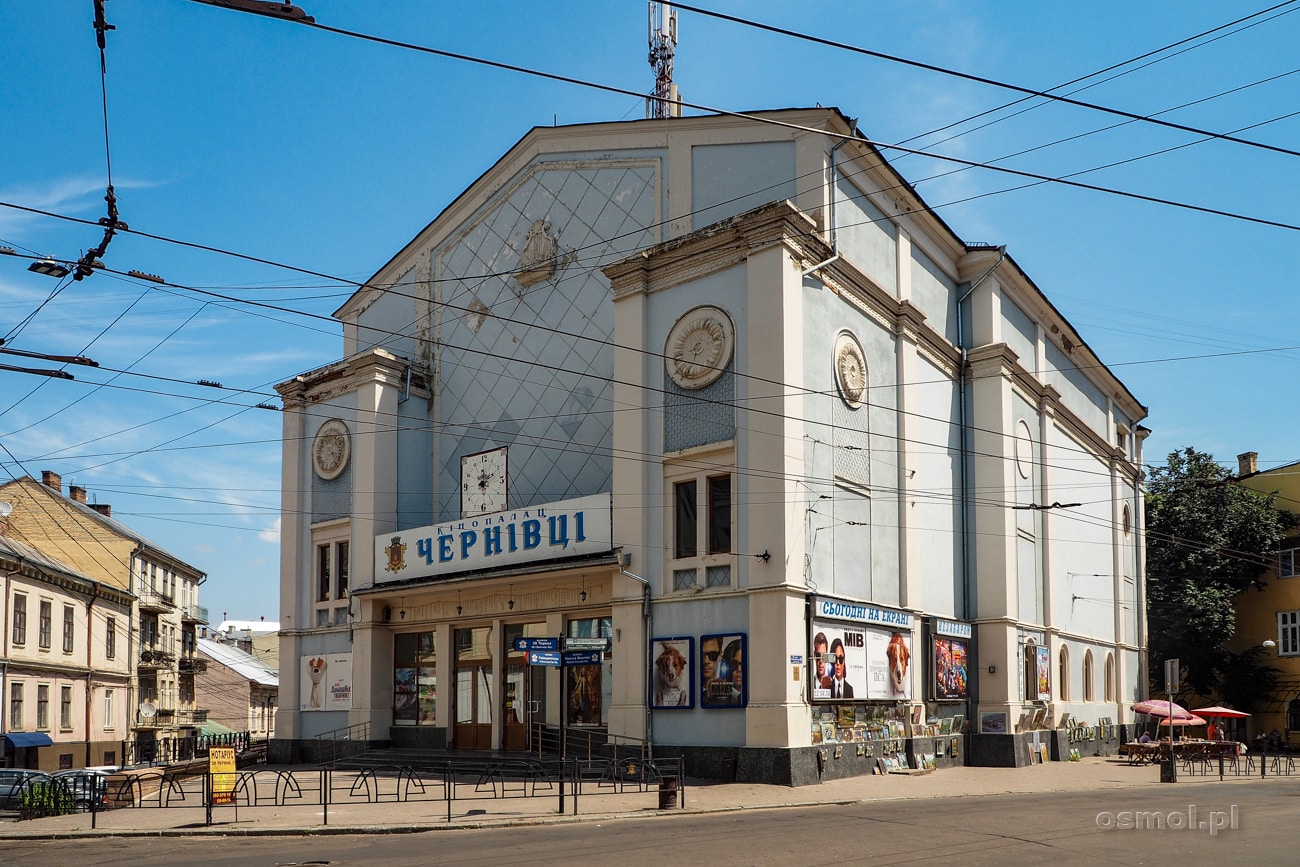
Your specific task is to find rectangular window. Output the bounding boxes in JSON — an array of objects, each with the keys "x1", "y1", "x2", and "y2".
[
  {"x1": 1281, "y1": 550, "x2": 1298, "y2": 579},
  {"x1": 337, "y1": 541, "x2": 350, "y2": 597},
  {"x1": 1280, "y1": 610, "x2": 1300, "y2": 656},
  {"x1": 36, "y1": 685, "x2": 49, "y2": 730},
  {"x1": 105, "y1": 688, "x2": 115, "y2": 729},
  {"x1": 9, "y1": 683, "x2": 22, "y2": 730},
  {"x1": 673, "y1": 480, "x2": 698, "y2": 559},
  {"x1": 12, "y1": 594, "x2": 26, "y2": 646},
  {"x1": 318, "y1": 543, "x2": 331, "y2": 602},
  {"x1": 106, "y1": 616, "x2": 116, "y2": 659},
  {"x1": 707, "y1": 475, "x2": 732, "y2": 554},
  {"x1": 316, "y1": 609, "x2": 331, "y2": 628},
  {"x1": 62, "y1": 605, "x2": 74, "y2": 654},
  {"x1": 60, "y1": 686, "x2": 72, "y2": 729},
  {"x1": 38, "y1": 600, "x2": 52, "y2": 649}
]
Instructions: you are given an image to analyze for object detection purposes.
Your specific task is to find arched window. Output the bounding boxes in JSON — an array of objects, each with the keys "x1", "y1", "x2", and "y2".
[
  {"x1": 1083, "y1": 651, "x2": 1095, "y2": 702},
  {"x1": 1104, "y1": 653, "x2": 1115, "y2": 702},
  {"x1": 1058, "y1": 646, "x2": 1070, "y2": 701}
]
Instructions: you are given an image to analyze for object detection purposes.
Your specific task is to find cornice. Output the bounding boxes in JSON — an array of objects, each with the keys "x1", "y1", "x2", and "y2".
[{"x1": 276, "y1": 349, "x2": 429, "y2": 408}]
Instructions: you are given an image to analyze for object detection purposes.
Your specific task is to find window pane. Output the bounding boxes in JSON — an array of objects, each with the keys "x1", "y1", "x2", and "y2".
[
  {"x1": 708, "y1": 475, "x2": 731, "y2": 554},
  {"x1": 338, "y1": 541, "x2": 350, "y2": 597},
  {"x1": 318, "y1": 544, "x2": 331, "y2": 601},
  {"x1": 674, "y1": 480, "x2": 697, "y2": 558}
]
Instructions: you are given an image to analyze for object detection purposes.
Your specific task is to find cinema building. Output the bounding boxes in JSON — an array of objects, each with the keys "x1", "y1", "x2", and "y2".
[{"x1": 273, "y1": 108, "x2": 1148, "y2": 783}]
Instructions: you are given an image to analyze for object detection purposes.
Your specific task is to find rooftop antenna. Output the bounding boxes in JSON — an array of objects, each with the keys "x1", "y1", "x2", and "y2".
[{"x1": 647, "y1": 3, "x2": 680, "y2": 119}]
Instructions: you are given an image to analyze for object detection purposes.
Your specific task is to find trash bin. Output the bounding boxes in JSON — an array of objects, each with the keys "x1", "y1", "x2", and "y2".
[
  {"x1": 1160, "y1": 757, "x2": 1177, "y2": 783},
  {"x1": 658, "y1": 775, "x2": 679, "y2": 809},
  {"x1": 720, "y1": 757, "x2": 736, "y2": 782}
]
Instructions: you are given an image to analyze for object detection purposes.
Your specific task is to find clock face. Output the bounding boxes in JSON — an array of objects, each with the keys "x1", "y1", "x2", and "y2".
[
  {"x1": 312, "y1": 420, "x2": 351, "y2": 480},
  {"x1": 665, "y1": 305, "x2": 734, "y2": 389},
  {"x1": 461, "y1": 447, "x2": 508, "y2": 516}
]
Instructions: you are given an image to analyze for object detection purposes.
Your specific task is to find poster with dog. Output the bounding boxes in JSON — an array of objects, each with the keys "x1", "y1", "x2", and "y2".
[
  {"x1": 300, "y1": 652, "x2": 354, "y2": 711},
  {"x1": 865, "y1": 629, "x2": 912, "y2": 700},
  {"x1": 650, "y1": 637, "x2": 693, "y2": 709}
]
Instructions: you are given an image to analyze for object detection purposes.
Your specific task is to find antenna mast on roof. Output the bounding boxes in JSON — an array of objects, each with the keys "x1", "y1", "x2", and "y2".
[{"x1": 647, "y1": 3, "x2": 680, "y2": 118}]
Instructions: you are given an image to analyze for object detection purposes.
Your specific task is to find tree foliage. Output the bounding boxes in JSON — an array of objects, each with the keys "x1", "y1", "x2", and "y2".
[{"x1": 1145, "y1": 447, "x2": 1294, "y2": 695}]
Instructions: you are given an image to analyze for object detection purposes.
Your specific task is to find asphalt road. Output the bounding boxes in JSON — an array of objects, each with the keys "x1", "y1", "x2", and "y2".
[{"x1": 2, "y1": 776, "x2": 1294, "y2": 866}]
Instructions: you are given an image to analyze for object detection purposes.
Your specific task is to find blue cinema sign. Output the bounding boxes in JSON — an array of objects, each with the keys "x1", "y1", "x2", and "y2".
[{"x1": 374, "y1": 493, "x2": 613, "y2": 584}]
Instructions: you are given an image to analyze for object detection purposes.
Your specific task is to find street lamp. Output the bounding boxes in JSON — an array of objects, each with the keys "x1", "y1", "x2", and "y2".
[{"x1": 28, "y1": 259, "x2": 71, "y2": 278}]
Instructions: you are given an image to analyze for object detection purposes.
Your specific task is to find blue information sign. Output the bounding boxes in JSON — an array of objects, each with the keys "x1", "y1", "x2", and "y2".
[
  {"x1": 528, "y1": 650, "x2": 562, "y2": 666},
  {"x1": 562, "y1": 651, "x2": 603, "y2": 666},
  {"x1": 515, "y1": 637, "x2": 559, "y2": 652}
]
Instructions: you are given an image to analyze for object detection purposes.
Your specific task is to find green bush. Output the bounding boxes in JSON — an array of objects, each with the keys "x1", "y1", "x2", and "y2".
[{"x1": 17, "y1": 781, "x2": 75, "y2": 819}]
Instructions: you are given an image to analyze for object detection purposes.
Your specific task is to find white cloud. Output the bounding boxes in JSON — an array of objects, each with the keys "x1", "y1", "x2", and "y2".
[{"x1": 259, "y1": 517, "x2": 281, "y2": 544}]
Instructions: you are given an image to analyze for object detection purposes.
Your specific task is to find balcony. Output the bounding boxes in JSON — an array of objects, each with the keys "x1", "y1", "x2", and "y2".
[
  {"x1": 138, "y1": 590, "x2": 175, "y2": 613},
  {"x1": 139, "y1": 648, "x2": 176, "y2": 669},
  {"x1": 181, "y1": 604, "x2": 209, "y2": 624},
  {"x1": 178, "y1": 655, "x2": 208, "y2": 674},
  {"x1": 176, "y1": 709, "x2": 209, "y2": 725}
]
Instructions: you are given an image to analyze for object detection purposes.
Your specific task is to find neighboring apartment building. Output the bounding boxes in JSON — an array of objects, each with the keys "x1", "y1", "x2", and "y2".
[
  {"x1": 196, "y1": 633, "x2": 278, "y2": 739},
  {"x1": 0, "y1": 473, "x2": 209, "y2": 765},
  {"x1": 1, "y1": 530, "x2": 133, "y2": 770},
  {"x1": 1234, "y1": 451, "x2": 1300, "y2": 744},
  {"x1": 273, "y1": 108, "x2": 1147, "y2": 781}
]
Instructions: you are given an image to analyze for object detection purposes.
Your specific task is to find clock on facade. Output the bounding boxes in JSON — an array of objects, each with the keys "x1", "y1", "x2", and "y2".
[
  {"x1": 461, "y1": 446, "x2": 509, "y2": 516},
  {"x1": 665, "y1": 305, "x2": 734, "y2": 390},
  {"x1": 312, "y1": 419, "x2": 351, "y2": 480}
]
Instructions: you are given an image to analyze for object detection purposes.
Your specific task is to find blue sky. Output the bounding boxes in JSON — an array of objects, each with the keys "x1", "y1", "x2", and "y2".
[{"x1": 2, "y1": 1, "x2": 1298, "y2": 621}]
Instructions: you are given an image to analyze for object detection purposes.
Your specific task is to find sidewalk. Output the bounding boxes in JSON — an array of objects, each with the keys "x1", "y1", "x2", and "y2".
[{"x1": 0, "y1": 757, "x2": 1269, "y2": 839}]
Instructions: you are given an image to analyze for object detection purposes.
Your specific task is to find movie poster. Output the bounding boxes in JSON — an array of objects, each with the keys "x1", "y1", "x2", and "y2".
[
  {"x1": 650, "y1": 637, "x2": 693, "y2": 709},
  {"x1": 1036, "y1": 645, "x2": 1051, "y2": 701},
  {"x1": 700, "y1": 633, "x2": 746, "y2": 708},
  {"x1": 934, "y1": 637, "x2": 969, "y2": 700},
  {"x1": 864, "y1": 629, "x2": 912, "y2": 700},
  {"x1": 809, "y1": 625, "x2": 868, "y2": 700},
  {"x1": 300, "y1": 652, "x2": 353, "y2": 711}
]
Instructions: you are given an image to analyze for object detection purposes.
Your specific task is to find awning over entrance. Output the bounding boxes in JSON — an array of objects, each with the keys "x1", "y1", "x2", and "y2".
[
  {"x1": 199, "y1": 720, "x2": 237, "y2": 737},
  {"x1": 4, "y1": 732, "x2": 53, "y2": 748}
]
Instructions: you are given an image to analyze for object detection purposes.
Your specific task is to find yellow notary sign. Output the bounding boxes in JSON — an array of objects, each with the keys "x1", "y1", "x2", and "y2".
[{"x1": 210, "y1": 747, "x2": 237, "y2": 805}]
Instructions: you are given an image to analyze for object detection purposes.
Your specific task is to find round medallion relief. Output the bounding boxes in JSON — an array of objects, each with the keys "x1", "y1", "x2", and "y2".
[
  {"x1": 833, "y1": 332, "x2": 867, "y2": 408},
  {"x1": 312, "y1": 419, "x2": 351, "y2": 480},
  {"x1": 665, "y1": 306, "x2": 734, "y2": 389}
]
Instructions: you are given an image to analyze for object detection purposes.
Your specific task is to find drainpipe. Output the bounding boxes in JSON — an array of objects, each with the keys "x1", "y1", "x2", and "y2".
[
  {"x1": 2, "y1": 559, "x2": 25, "y2": 743},
  {"x1": 85, "y1": 581, "x2": 102, "y2": 768},
  {"x1": 619, "y1": 563, "x2": 653, "y2": 755},
  {"x1": 801, "y1": 137, "x2": 851, "y2": 278},
  {"x1": 954, "y1": 246, "x2": 1007, "y2": 625}
]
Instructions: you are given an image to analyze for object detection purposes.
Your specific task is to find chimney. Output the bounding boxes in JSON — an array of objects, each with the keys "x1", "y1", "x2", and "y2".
[
  {"x1": 41, "y1": 470, "x2": 62, "y2": 494},
  {"x1": 70, "y1": 485, "x2": 87, "y2": 504},
  {"x1": 90, "y1": 503, "x2": 112, "y2": 517},
  {"x1": 1238, "y1": 452, "x2": 1258, "y2": 477}
]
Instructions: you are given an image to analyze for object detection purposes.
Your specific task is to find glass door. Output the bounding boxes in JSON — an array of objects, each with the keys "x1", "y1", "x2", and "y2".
[{"x1": 453, "y1": 627, "x2": 493, "y2": 750}]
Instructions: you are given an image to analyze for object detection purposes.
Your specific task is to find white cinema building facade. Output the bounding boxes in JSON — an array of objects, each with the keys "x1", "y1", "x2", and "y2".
[{"x1": 273, "y1": 108, "x2": 1148, "y2": 783}]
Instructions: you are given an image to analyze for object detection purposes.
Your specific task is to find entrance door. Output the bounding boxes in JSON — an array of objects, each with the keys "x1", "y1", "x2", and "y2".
[
  {"x1": 503, "y1": 662, "x2": 526, "y2": 751},
  {"x1": 454, "y1": 665, "x2": 493, "y2": 750}
]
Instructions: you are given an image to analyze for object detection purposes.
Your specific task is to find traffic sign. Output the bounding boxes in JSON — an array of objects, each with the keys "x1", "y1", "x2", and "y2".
[
  {"x1": 562, "y1": 650, "x2": 604, "y2": 666},
  {"x1": 564, "y1": 638, "x2": 610, "y2": 651},
  {"x1": 528, "y1": 650, "x2": 562, "y2": 666},
  {"x1": 515, "y1": 637, "x2": 559, "y2": 652}
]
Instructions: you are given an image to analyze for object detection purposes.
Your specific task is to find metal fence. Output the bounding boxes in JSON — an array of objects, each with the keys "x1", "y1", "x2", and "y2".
[{"x1": 18, "y1": 756, "x2": 685, "y2": 827}]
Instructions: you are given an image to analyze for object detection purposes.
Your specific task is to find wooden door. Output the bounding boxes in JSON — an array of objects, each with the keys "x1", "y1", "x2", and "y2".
[{"x1": 453, "y1": 665, "x2": 493, "y2": 750}]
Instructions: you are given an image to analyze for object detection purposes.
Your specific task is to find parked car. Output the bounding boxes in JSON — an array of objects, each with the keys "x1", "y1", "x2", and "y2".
[
  {"x1": 51, "y1": 769, "x2": 112, "y2": 812},
  {"x1": 0, "y1": 769, "x2": 51, "y2": 811}
]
